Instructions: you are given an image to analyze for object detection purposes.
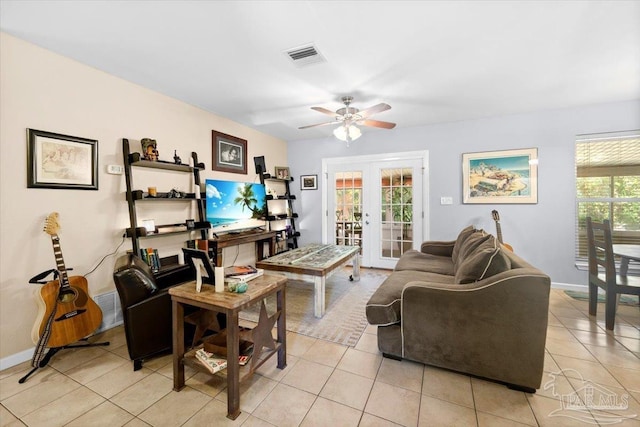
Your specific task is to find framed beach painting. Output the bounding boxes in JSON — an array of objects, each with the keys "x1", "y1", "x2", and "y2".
[{"x1": 462, "y1": 148, "x2": 538, "y2": 204}]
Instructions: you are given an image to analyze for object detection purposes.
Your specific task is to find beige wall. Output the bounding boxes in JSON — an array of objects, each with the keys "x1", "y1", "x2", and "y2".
[{"x1": 0, "y1": 32, "x2": 288, "y2": 364}]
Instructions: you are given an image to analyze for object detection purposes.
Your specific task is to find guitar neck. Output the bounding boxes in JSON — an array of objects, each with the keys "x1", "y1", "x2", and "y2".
[{"x1": 50, "y1": 235, "x2": 70, "y2": 288}]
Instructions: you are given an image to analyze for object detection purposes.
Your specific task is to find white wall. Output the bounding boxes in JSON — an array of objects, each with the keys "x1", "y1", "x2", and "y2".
[
  {"x1": 288, "y1": 100, "x2": 640, "y2": 285},
  {"x1": 0, "y1": 33, "x2": 287, "y2": 363}
]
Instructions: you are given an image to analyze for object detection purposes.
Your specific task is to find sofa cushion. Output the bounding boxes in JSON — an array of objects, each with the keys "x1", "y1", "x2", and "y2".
[
  {"x1": 394, "y1": 250, "x2": 455, "y2": 275},
  {"x1": 451, "y1": 225, "x2": 478, "y2": 265},
  {"x1": 454, "y1": 236, "x2": 511, "y2": 284},
  {"x1": 366, "y1": 270, "x2": 455, "y2": 325},
  {"x1": 454, "y1": 231, "x2": 491, "y2": 270}
]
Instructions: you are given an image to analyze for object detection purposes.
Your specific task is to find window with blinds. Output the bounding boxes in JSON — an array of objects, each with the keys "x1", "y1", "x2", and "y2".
[{"x1": 575, "y1": 131, "x2": 640, "y2": 260}]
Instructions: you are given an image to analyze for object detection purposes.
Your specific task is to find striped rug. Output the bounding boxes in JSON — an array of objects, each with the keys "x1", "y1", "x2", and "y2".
[{"x1": 240, "y1": 268, "x2": 389, "y2": 347}]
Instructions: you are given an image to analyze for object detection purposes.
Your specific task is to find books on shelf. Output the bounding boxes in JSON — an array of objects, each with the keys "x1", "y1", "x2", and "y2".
[
  {"x1": 195, "y1": 348, "x2": 227, "y2": 374},
  {"x1": 140, "y1": 248, "x2": 160, "y2": 272}
]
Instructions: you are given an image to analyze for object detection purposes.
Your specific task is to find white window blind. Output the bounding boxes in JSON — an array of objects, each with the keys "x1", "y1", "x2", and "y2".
[{"x1": 575, "y1": 131, "x2": 640, "y2": 260}]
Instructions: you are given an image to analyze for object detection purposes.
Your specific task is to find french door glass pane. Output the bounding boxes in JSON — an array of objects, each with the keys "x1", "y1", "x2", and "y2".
[
  {"x1": 380, "y1": 168, "x2": 413, "y2": 259},
  {"x1": 335, "y1": 171, "x2": 362, "y2": 251}
]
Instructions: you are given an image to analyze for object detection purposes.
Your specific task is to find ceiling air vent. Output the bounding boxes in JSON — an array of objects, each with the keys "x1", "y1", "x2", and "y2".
[{"x1": 284, "y1": 43, "x2": 326, "y2": 67}]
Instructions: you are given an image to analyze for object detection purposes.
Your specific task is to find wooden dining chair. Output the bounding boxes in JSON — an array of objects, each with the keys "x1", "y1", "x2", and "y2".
[{"x1": 586, "y1": 217, "x2": 640, "y2": 330}]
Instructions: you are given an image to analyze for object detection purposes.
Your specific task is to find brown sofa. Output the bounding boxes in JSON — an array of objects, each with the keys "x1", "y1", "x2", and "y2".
[{"x1": 365, "y1": 226, "x2": 551, "y2": 392}]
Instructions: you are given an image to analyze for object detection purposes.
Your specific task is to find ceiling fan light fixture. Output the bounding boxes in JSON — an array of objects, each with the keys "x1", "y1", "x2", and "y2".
[{"x1": 333, "y1": 124, "x2": 362, "y2": 145}]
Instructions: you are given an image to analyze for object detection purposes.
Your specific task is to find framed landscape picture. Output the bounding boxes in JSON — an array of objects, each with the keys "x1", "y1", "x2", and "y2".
[
  {"x1": 462, "y1": 148, "x2": 538, "y2": 204},
  {"x1": 27, "y1": 129, "x2": 98, "y2": 190},
  {"x1": 212, "y1": 130, "x2": 247, "y2": 174}
]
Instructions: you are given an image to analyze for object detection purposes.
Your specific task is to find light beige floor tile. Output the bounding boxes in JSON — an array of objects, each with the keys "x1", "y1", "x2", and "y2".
[
  {"x1": 543, "y1": 351, "x2": 561, "y2": 373},
  {"x1": 65, "y1": 401, "x2": 133, "y2": 427},
  {"x1": 109, "y1": 344, "x2": 132, "y2": 360},
  {"x1": 110, "y1": 372, "x2": 173, "y2": 415},
  {"x1": 546, "y1": 325, "x2": 579, "y2": 342},
  {"x1": 185, "y1": 371, "x2": 227, "y2": 398},
  {"x1": 138, "y1": 387, "x2": 211, "y2": 427},
  {"x1": 320, "y1": 368, "x2": 374, "y2": 410},
  {"x1": 617, "y1": 336, "x2": 640, "y2": 353},
  {"x1": 285, "y1": 332, "x2": 317, "y2": 357},
  {"x1": 252, "y1": 383, "x2": 316, "y2": 427},
  {"x1": 1, "y1": 371, "x2": 81, "y2": 418},
  {"x1": 156, "y1": 358, "x2": 198, "y2": 380},
  {"x1": 418, "y1": 394, "x2": 477, "y2": 427},
  {"x1": 364, "y1": 324, "x2": 378, "y2": 335},
  {"x1": 300, "y1": 339, "x2": 347, "y2": 367},
  {"x1": 565, "y1": 378, "x2": 640, "y2": 424},
  {"x1": 376, "y1": 357, "x2": 423, "y2": 393},
  {"x1": 141, "y1": 353, "x2": 172, "y2": 371},
  {"x1": 546, "y1": 313, "x2": 563, "y2": 327},
  {"x1": 255, "y1": 353, "x2": 298, "y2": 381},
  {"x1": 556, "y1": 316, "x2": 604, "y2": 333},
  {"x1": 355, "y1": 332, "x2": 382, "y2": 354},
  {"x1": 240, "y1": 415, "x2": 277, "y2": 426},
  {"x1": 85, "y1": 364, "x2": 152, "y2": 399},
  {"x1": 123, "y1": 418, "x2": 151, "y2": 426},
  {"x1": 94, "y1": 326, "x2": 128, "y2": 349},
  {"x1": 0, "y1": 404, "x2": 24, "y2": 427},
  {"x1": 216, "y1": 374, "x2": 277, "y2": 413},
  {"x1": 358, "y1": 412, "x2": 403, "y2": 426},
  {"x1": 608, "y1": 365, "x2": 640, "y2": 393},
  {"x1": 336, "y1": 348, "x2": 382, "y2": 379},
  {"x1": 182, "y1": 397, "x2": 250, "y2": 426},
  {"x1": 585, "y1": 344, "x2": 640, "y2": 370},
  {"x1": 537, "y1": 371, "x2": 576, "y2": 401},
  {"x1": 0, "y1": 365, "x2": 61, "y2": 400},
  {"x1": 528, "y1": 390, "x2": 611, "y2": 426},
  {"x1": 550, "y1": 307, "x2": 587, "y2": 320},
  {"x1": 477, "y1": 411, "x2": 533, "y2": 426},
  {"x1": 47, "y1": 345, "x2": 109, "y2": 373},
  {"x1": 364, "y1": 380, "x2": 421, "y2": 427},
  {"x1": 0, "y1": 361, "x2": 32, "y2": 381},
  {"x1": 280, "y1": 358, "x2": 333, "y2": 394},
  {"x1": 545, "y1": 337, "x2": 596, "y2": 361},
  {"x1": 301, "y1": 396, "x2": 362, "y2": 426},
  {"x1": 20, "y1": 386, "x2": 105, "y2": 427},
  {"x1": 552, "y1": 354, "x2": 624, "y2": 388},
  {"x1": 65, "y1": 351, "x2": 129, "y2": 384},
  {"x1": 569, "y1": 328, "x2": 620, "y2": 347},
  {"x1": 422, "y1": 366, "x2": 474, "y2": 408},
  {"x1": 471, "y1": 379, "x2": 537, "y2": 425}
]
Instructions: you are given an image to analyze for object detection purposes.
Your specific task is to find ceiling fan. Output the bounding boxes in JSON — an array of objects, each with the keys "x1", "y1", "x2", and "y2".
[{"x1": 299, "y1": 96, "x2": 396, "y2": 145}]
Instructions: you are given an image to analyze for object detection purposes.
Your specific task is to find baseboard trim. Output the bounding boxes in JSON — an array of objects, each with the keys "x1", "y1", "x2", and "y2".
[
  {"x1": 551, "y1": 282, "x2": 588, "y2": 292},
  {"x1": 0, "y1": 347, "x2": 33, "y2": 372}
]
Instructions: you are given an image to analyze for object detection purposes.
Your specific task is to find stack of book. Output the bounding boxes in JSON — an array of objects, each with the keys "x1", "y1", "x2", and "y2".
[
  {"x1": 140, "y1": 248, "x2": 160, "y2": 272},
  {"x1": 225, "y1": 265, "x2": 264, "y2": 282},
  {"x1": 194, "y1": 348, "x2": 227, "y2": 374}
]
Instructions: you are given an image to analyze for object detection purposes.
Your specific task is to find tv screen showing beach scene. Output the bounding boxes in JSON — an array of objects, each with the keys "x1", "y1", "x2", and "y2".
[{"x1": 205, "y1": 179, "x2": 267, "y2": 233}]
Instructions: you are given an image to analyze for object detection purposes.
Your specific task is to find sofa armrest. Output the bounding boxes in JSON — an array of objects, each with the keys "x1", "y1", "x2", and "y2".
[
  {"x1": 400, "y1": 268, "x2": 550, "y2": 389},
  {"x1": 420, "y1": 240, "x2": 455, "y2": 257}
]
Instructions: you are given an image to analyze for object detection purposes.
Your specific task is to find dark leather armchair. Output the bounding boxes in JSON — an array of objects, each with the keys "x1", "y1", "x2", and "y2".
[{"x1": 113, "y1": 253, "x2": 175, "y2": 370}]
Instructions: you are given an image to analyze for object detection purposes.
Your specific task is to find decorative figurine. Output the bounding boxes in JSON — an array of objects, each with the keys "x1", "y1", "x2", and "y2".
[
  {"x1": 141, "y1": 138, "x2": 158, "y2": 161},
  {"x1": 173, "y1": 150, "x2": 181, "y2": 165}
]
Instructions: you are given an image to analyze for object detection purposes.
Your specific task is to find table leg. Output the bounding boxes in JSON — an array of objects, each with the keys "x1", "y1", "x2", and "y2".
[
  {"x1": 276, "y1": 286, "x2": 287, "y2": 369},
  {"x1": 172, "y1": 300, "x2": 185, "y2": 391},
  {"x1": 620, "y1": 256, "x2": 630, "y2": 276},
  {"x1": 314, "y1": 275, "x2": 326, "y2": 318},
  {"x1": 226, "y1": 312, "x2": 241, "y2": 420},
  {"x1": 352, "y1": 253, "x2": 361, "y2": 282}
]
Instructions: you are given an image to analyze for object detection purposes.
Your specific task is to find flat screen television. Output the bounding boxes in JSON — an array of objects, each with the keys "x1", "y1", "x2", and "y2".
[{"x1": 205, "y1": 179, "x2": 267, "y2": 234}]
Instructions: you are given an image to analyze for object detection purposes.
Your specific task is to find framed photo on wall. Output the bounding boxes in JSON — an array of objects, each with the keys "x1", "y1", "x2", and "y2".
[
  {"x1": 300, "y1": 174, "x2": 318, "y2": 190},
  {"x1": 212, "y1": 130, "x2": 247, "y2": 174},
  {"x1": 462, "y1": 148, "x2": 538, "y2": 204},
  {"x1": 27, "y1": 129, "x2": 99, "y2": 190}
]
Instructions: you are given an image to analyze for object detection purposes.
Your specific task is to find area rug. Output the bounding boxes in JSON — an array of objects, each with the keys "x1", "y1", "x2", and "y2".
[
  {"x1": 564, "y1": 290, "x2": 639, "y2": 306},
  {"x1": 240, "y1": 268, "x2": 389, "y2": 347}
]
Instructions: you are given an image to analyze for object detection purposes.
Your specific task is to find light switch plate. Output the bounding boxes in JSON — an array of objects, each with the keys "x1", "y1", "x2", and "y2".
[
  {"x1": 107, "y1": 164, "x2": 123, "y2": 175},
  {"x1": 440, "y1": 197, "x2": 453, "y2": 205}
]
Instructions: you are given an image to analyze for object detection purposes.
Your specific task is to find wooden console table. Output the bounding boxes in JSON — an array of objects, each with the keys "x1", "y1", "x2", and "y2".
[
  {"x1": 208, "y1": 229, "x2": 276, "y2": 266},
  {"x1": 170, "y1": 274, "x2": 287, "y2": 420}
]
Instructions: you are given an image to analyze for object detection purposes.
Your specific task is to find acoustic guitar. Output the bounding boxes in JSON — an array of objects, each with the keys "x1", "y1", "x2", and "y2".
[
  {"x1": 31, "y1": 212, "x2": 103, "y2": 349},
  {"x1": 491, "y1": 210, "x2": 513, "y2": 252}
]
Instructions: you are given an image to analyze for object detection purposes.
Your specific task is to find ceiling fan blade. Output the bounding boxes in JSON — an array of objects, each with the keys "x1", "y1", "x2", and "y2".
[
  {"x1": 358, "y1": 119, "x2": 396, "y2": 129},
  {"x1": 298, "y1": 120, "x2": 338, "y2": 129},
  {"x1": 311, "y1": 106, "x2": 341, "y2": 118},
  {"x1": 357, "y1": 103, "x2": 391, "y2": 119}
]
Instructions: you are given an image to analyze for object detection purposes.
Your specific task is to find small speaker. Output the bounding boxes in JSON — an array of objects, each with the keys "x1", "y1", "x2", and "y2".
[{"x1": 254, "y1": 156, "x2": 266, "y2": 175}]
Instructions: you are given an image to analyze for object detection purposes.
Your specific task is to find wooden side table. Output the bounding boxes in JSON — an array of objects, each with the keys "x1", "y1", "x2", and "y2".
[{"x1": 169, "y1": 274, "x2": 287, "y2": 419}]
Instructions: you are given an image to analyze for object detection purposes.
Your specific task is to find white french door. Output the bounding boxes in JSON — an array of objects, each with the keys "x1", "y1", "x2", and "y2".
[{"x1": 323, "y1": 152, "x2": 427, "y2": 269}]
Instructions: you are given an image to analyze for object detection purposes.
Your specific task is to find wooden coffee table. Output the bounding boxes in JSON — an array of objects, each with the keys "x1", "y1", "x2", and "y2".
[{"x1": 257, "y1": 244, "x2": 360, "y2": 318}]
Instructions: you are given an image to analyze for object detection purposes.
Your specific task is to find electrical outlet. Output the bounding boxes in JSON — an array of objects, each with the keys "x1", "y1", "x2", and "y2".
[
  {"x1": 107, "y1": 164, "x2": 123, "y2": 175},
  {"x1": 440, "y1": 196, "x2": 453, "y2": 205}
]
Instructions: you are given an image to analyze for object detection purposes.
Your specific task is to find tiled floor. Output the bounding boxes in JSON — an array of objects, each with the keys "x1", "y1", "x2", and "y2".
[{"x1": 1, "y1": 287, "x2": 638, "y2": 427}]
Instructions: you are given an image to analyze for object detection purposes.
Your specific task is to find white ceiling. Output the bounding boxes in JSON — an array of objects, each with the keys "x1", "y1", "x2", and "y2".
[{"x1": 1, "y1": 1, "x2": 639, "y2": 142}]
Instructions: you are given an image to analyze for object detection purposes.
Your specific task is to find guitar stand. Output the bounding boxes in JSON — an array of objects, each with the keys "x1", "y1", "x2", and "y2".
[
  {"x1": 19, "y1": 338, "x2": 110, "y2": 384},
  {"x1": 20, "y1": 268, "x2": 110, "y2": 384}
]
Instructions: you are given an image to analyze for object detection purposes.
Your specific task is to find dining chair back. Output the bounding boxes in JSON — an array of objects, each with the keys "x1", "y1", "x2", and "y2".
[{"x1": 586, "y1": 217, "x2": 640, "y2": 330}]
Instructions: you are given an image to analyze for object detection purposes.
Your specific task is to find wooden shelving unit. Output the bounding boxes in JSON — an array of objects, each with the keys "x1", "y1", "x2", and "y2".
[{"x1": 259, "y1": 173, "x2": 300, "y2": 253}]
